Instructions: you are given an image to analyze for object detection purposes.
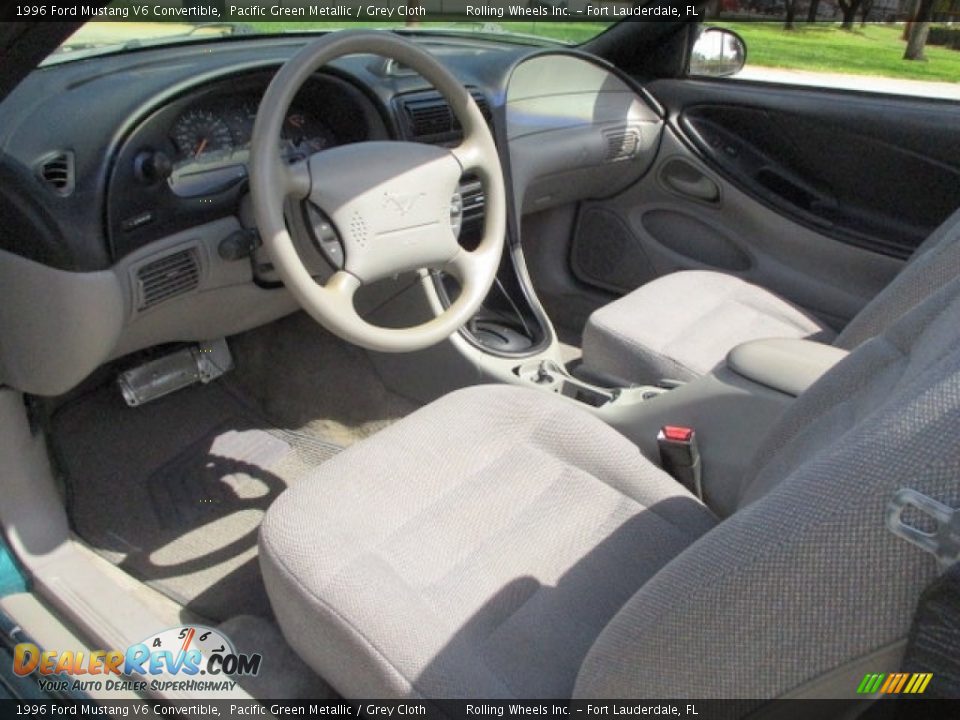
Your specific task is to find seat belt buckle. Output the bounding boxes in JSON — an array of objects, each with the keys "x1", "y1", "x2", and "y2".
[
  {"x1": 886, "y1": 488, "x2": 960, "y2": 572},
  {"x1": 657, "y1": 425, "x2": 702, "y2": 500}
]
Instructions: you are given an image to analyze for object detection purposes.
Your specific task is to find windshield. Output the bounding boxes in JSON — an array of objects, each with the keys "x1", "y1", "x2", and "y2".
[{"x1": 46, "y1": 2, "x2": 616, "y2": 65}]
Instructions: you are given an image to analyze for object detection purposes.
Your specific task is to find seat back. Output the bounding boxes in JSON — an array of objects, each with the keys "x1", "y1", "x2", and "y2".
[
  {"x1": 575, "y1": 277, "x2": 960, "y2": 700},
  {"x1": 834, "y1": 206, "x2": 960, "y2": 350}
]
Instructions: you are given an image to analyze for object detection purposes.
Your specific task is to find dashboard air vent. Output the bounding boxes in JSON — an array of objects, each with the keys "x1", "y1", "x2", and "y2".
[
  {"x1": 407, "y1": 98, "x2": 454, "y2": 137},
  {"x1": 37, "y1": 151, "x2": 75, "y2": 196},
  {"x1": 400, "y1": 90, "x2": 491, "y2": 143},
  {"x1": 604, "y1": 126, "x2": 642, "y2": 163},
  {"x1": 136, "y1": 248, "x2": 201, "y2": 311}
]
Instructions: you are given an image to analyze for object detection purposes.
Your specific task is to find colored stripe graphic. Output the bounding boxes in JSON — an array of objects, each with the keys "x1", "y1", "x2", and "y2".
[
  {"x1": 904, "y1": 674, "x2": 920, "y2": 693},
  {"x1": 893, "y1": 673, "x2": 909, "y2": 693},
  {"x1": 880, "y1": 673, "x2": 898, "y2": 693},
  {"x1": 905, "y1": 673, "x2": 933, "y2": 694},
  {"x1": 857, "y1": 673, "x2": 885, "y2": 694},
  {"x1": 857, "y1": 672, "x2": 933, "y2": 694}
]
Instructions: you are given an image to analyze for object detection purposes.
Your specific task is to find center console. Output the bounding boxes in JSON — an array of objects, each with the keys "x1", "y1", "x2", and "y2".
[
  {"x1": 514, "y1": 359, "x2": 621, "y2": 408},
  {"x1": 495, "y1": 336, "x2": 847, "y2": 516}
]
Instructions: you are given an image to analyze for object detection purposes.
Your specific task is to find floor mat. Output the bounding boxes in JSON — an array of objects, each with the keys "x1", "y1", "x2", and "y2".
[
  {"x1": 226, "y1": 312, "x2": 419, "y2": 447},
  {"x1": 53, "y1": 381, "x2": 341, "y2": 622}
]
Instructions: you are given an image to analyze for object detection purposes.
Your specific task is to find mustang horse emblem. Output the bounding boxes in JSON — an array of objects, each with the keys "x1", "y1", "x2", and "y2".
[{"x1": 382, "y1": 191, "x2": 425, "y2": 216}]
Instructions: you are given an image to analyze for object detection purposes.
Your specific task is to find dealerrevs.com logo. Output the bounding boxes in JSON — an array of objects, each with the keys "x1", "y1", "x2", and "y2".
[{"x1": 13, "y1": 625, "x2": 261, "y2": 694}]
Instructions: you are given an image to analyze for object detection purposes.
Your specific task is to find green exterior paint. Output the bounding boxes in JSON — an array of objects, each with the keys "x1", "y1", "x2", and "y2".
[{"x1": 0, "y1": 538, "x2": 27, "y2": 596}]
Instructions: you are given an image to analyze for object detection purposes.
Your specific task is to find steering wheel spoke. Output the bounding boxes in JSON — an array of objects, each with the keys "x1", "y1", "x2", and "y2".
[
  {"x1": 446, "y1": 247, "x2": 483, "y2": 284},
  {"x1": 282, "y1": 157, "x2": 311, "y2": 199},
  {"x1": 319, "y1": 270, "x2": 362, "y2": 313},
  {"x1": 451, "y1": 138, "x2": 485, "y2": 174}
]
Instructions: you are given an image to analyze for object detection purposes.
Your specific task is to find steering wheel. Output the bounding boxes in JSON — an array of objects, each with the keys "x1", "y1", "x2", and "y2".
[{"x1": 249, "y1": 31, "x2": 506, "y2": 353}]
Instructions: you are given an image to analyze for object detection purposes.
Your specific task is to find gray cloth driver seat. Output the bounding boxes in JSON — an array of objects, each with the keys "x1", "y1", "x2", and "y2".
[
  {"x1": 582, "y1": 207, "x2": 960, "y2": 384},
  {"x1": 259, "y1": 278, "x2": 960, "y2": 701}
]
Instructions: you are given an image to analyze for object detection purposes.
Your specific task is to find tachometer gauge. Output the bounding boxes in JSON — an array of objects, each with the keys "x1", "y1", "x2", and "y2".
[{"x1": 172, "y1": 109, "x2": 234, "y2": 161}]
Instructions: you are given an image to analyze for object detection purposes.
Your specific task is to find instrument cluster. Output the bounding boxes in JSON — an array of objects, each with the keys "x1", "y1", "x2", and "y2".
[
  {"x1": 171, "y1": 101, "x2": 337, "y2": 165},
  {"x1": 108, "y1": 71, "x2": 382, "y2": 258},
  {"x1": 166, "y1": 97, "x2": 337, "y2": 198}
]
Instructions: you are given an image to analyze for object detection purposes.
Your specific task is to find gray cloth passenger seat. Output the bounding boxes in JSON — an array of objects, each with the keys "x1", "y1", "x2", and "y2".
[
  {"x1": 581, "y1": 207, "x2": 960, "y2": 384},
  {"x1": 575, "y1": 274, "x2": 960, "y2": 698}
]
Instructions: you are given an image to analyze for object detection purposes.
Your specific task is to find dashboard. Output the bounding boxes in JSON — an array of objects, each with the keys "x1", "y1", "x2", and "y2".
[
  {"x1": 0, "y1": 36, "x2": 661, "y2": 272},
  {"x1": 0, "y1": 34, "x2": 663, "y2": 397}
]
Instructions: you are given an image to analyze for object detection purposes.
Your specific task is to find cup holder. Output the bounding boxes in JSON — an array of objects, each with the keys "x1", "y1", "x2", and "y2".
[{"x1": 514, "y1": 360, "x2": 619, "y2": 408}]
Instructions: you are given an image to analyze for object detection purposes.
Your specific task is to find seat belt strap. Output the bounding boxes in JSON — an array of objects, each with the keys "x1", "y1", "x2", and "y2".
[{"x1": 887, "y1": 488, "x2": 960, "y2": 699}]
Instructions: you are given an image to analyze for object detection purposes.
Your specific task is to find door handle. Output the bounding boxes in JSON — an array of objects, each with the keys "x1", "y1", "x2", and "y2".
[
  {"x1": 659, "y1": 158, "x2": 721, "y2": 203},
  {"x1": 756, "y1": 167, "x2": 837, "y2": 215},
  {"x1": 666, "y1": 175, "x2": 720, "y2": 202}
]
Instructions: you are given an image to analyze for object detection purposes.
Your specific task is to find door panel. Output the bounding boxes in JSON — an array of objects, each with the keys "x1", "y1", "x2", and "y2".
[
  {"x1": 658, "y1": 80, "x2": 960, "y2": 258},
  {"x1": 567, "y1": 78, "x2": 960, "y2": 329},
  {"x1": 569, "y1": 127, "x2": 903, "y2": 330}
]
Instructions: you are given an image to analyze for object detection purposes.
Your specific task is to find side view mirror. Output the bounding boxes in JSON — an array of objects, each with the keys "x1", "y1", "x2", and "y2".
[{"x1": 689, "y1": 27, "x2": 747, "y2": 78}]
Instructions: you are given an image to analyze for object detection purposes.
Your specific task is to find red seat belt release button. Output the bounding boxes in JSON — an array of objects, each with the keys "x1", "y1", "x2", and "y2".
[
  {"x1": 657, "y1": 425, "x2": 703, "y2": 500},
  {"x1": 662, "y1": 425, "x2": 694, "y2": 443}
]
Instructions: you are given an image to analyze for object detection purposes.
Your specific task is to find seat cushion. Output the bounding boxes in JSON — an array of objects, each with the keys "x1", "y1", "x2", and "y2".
[
  {"x1": 582, "y1": 270, "x2": 835, "y2": 384},
  {"x1": 259, "y1": 385, "x2": 716, "y2": 699}
]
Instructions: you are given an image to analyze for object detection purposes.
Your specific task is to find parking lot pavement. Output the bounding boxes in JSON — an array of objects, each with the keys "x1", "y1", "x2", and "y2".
[{"x1": 736, "y1": 65, "x2": 960, "y2": 100}]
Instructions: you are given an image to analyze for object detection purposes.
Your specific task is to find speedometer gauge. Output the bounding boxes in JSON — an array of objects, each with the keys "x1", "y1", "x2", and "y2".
[{"x1": 172, "y1": 109, "x2": 234, "y2": 160}]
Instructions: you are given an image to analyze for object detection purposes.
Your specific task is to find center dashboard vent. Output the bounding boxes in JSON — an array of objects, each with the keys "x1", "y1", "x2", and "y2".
[
  {"x1": 136, "y1": 247, "x2": 201, "y2": 311},
  {"x1": 398, "y1": 89, "x2": 491, "y2": 144},
  {"x1": 37, "y1": 151, "x2": 75, "y2": 196}
]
